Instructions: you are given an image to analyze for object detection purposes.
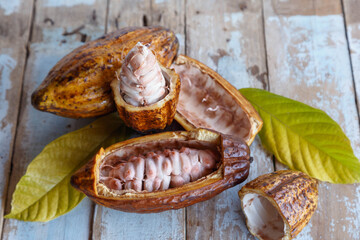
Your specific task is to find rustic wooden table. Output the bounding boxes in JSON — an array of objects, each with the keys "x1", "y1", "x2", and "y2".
[{"x1": 1, "y1": 0, "x2": 359, "y2": 239}]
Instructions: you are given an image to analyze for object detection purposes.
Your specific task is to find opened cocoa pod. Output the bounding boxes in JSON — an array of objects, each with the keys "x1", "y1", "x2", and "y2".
[
  {"x1": 111, "y1": 42, "x2": 180, "y2": 132},
  {"x1": 238, "y1": 170, "x2": 318, "y2": 240},
  {"x1": 172, "y1": 55, "x2": 262, "y2": 145},
  {"x1": 71, "y1": 128, "x2": 251, "y2": 213},
  {"x1": 31, "y1": 26, "x2": 178, "y2": 118}
]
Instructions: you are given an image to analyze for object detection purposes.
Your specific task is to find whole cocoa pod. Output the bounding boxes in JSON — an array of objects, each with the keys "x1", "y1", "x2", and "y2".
[
  {"x1": 71, "y1": 128, "x2": 251, "y2": 213},
  {"x1": 238, "y1": 170, "x2": 318, "y2": 240},
  {"x1": 31, "y1": 26, "x2": 178, "y2": 118}
]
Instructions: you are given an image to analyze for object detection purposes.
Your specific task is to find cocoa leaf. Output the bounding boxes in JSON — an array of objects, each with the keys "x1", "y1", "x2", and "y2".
[
  {"x1": 240, "y1": 88, "x2": 360, "y2": 183},
  {"x1": 5, "y1": 113, "x2": 132, "y2": 222}
]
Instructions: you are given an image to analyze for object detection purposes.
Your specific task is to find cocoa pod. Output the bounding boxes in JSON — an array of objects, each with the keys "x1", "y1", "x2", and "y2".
[
  {"x1": 71, "y1": 128, "x2": 251, "y2": 213},
  {"x1": 172, "y1": 55, "x2": 262, "y2": 145},
  {"x1": 111, "y1": 42, "x2": 180, "y2": 132},
  {"x1": 31, "y1": 26, "x2": 179, "y2": 118},
  {"x1": 238, "y1": 170, "x2": 318, "y2": 240}
]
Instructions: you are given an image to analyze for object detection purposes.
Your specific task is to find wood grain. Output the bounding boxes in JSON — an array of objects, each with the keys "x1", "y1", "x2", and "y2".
[
  {"x1": 343, "y1": 0, "x2": 360, "y2": 115},
  {"x1": 184, "y1": 0, "x2": 273, "y2": 239},
  {"x1": 92, "y1": 1, "x2": 186, "y2": 239},
  {"x1": 1, "y1": 0, "x2": 360, "y2": 239},
  {"x1": 151, "y1": 0, "x2": 185, "y2": 54},
  {"x1": 2, "y1": 0, "x2": 107, "y2": 239},
  {"x1": 0, "y1": 0, "x2": 34, "y2": 237},
  {"x1": 263, "y1": 0, "x2": 360, "y2": 239}
]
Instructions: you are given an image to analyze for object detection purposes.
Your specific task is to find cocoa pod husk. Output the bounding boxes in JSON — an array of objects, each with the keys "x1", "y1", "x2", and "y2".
[
  {"x1": 31, "y1": 26, "x2": 178, "y2": 118},
  {"x1": 238, "y1": 170, "x2": 318, "y2": 240},
  {"x1": 71, "y1": 128, "x2": 251, "y2": 213},
  {"x1": 172, "y1": 55, "x2": 262, "y2": 145}
]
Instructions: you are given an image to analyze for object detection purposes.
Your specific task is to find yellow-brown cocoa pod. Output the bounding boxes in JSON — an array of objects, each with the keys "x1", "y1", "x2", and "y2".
[
  {"x1": 172, "y1": 55, "x2": 262, "y2": 145},
  {"x1": 71, "y1": 128, "x2": 251, "y2": 213},
  {"x1": 238, "y1": 170, "x2": 319, "y2": 240},
  {"x1": 31, "y1": 26, "x2": 179, "y2": 118}
]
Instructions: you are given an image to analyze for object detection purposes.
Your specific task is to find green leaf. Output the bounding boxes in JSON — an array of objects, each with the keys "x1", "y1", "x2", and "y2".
[
  {"x1": 5, "y1": 113, "x2": 132, "y2": 222},
  {"x1": 239, "y1": 88, "x2": 360, "y2": 184}
]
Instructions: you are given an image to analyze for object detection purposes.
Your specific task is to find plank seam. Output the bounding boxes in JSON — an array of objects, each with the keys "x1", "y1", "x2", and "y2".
[
  {"x1": 105, "y1": 0, "x2": 110, "y2": 34},
  {"x1": 90, "y1": 1, "x2": 111, "y2": 239},
  {"x1": 88, "y1": 202, "x2": 95, "y2": 240},
  {"x1": 0, "y1": 0, "x2": 37, "y2": 238},
  {"x1": 340, "y1": 0, "x2": 360, "y2": 125},
  {"x1": 150, "y1": 0, "x2": 153, "y2": 24},
  {"x1": 260, "y1": 0, "x2": 270, "y2": 92},
  {"x1": 261, "y1": 0, "x2": 275, "y2": 172},
  {"x1": 184, "y1": 207, "x2": 187, "y2": 240},
  {"x1": 184, "y1": 0, "x2": 187, "y2": 56},
  {"x1": 272, "y1": 155, "x2": 276, "y2": 172},
  {"x1": 184, "y1": 1, "x2": 188, "y2": 239}
]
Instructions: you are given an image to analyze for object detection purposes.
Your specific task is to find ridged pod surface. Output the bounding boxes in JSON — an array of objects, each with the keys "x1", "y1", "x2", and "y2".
[
  {"x1": 71, "y1": 128, "x2": 251, "y2": 213},
  {"x1": 31, "y1": 26, "x2": 179, "y2": 118},
  {"x1": 238, "y1": 170, "x2": 318, "y2": 240}
]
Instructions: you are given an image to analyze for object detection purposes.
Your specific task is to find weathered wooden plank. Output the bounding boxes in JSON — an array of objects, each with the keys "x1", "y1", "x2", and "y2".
[
  {"x1": 107, "y1": 0, "x2": 150, "y2": 30},
  {"x1": 343, "y1": 0, "x2": 360, "y2": 115},
  {"x1": 93, "y1": 207, "x2": 185, "y2": 240},
  {"x1": 0, "y1": 0, "x2": 34, "y2": 238},
  {"x1": 92, "y1": 0, "x2": 186, "y2": 239},
  {"x1": 151, "y1": 0, "x2": 185, "y2": 54},
  {"x1": 184, "y1": 1, "x2": 273, "y2": 239},
  {"x1": 263, "y1": 0, "x2": 360, "y2": 239},
  {"x1": 2, "y1": 0, "x2": 107, "y2": 239}
]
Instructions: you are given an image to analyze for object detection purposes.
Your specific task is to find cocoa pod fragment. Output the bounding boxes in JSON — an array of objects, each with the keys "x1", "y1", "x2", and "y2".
[
  {"x1": 111, "y1": 42, "x2": 180, "y2": 132},
  {"x1": 31, "y1": 26, "x2": 178, "y2": 118},
  {"x1": 172, "y1": 55, "x2": 262, "y2": 145},
  {"x1": 238, "y1": 170, "x2": 318, "y2": 240},
  {"x1": 71, "y1": 128, "x2": 251, "y2": 213}
]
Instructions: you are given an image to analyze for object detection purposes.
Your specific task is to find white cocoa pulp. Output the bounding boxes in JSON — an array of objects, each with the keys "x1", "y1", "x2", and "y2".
[
  {"x1": 242, "y1": 193, "x2": 286, "y2": 240},
  {"x1": 100, "y1": 146, "x2": 218, "y2": 193},
  {"x1": 119, "y1": 42, "x2": 167, "y2": 106}
]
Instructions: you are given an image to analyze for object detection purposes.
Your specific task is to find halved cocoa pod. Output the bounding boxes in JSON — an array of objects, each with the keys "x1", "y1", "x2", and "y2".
[
  {"x1": 111, "y1": 42, "x2": 180, "y2": 132},
  {"x1": 31, "y1": 26, "x2": 179, "y2": 118},
  {"x1": 172, "y1": 55, "x2": 262, "y2": 145},
  {"x1": 238, "y1": 170, "x2": 318, "y2": 240},
  {"x1": 71, "y1": 128, "x2": 251, "y2": 213}
]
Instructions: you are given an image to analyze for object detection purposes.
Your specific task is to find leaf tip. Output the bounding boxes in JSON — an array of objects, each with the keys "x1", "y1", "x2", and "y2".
[{"x1": 4, "y1": 212, "x2": 16, "y2": 220}]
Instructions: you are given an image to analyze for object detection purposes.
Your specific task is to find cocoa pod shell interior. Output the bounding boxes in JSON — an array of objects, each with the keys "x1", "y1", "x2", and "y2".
[
  {"x1": 172, "y1": 55, "x2": 263, "y2": 145},
  {"x1": 71, "y1": 128, "x2": 251, "y2": 213},
  {"x1": 111, "y1": 65, "x2": 180, "y2": 132},
  {"x1": 238, "y1": 170, "x2": 319, "y2": 240}
]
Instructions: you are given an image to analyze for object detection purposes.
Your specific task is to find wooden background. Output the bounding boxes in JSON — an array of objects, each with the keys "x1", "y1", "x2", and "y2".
[{"x1": 1, "y1": 0, "x2": 359, "y2": 239}]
